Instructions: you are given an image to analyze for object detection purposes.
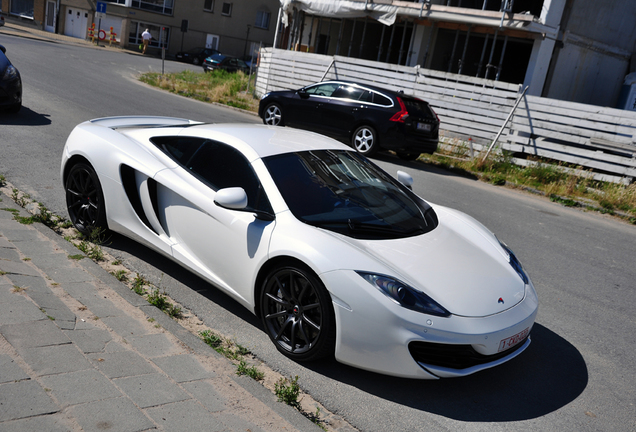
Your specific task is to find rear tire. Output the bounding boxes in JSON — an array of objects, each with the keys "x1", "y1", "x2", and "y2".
[
  {"x1": 65, "y1": 162, "x2": 107, "y2": 236},
  {"x1": 352, "y1": 125, "x2": 378, "y2": 156}
]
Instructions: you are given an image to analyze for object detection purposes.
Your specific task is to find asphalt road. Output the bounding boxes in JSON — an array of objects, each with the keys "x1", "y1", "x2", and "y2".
[{"x1": 1, "y1": 34, "x2": 635, "y2": 432}]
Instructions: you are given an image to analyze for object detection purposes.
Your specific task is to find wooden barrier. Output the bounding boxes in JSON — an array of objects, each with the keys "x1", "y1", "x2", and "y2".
[{"x1": 255, "y1": 48, "x2": 636, "y2": 183}]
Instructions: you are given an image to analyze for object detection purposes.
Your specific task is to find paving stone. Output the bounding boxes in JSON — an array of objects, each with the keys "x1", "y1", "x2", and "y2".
[
  {"x1": 0, "y1": 380, "x2": 58, "y2": 422},
  {"x1": 45, "y1": 266, "x2": 94, "y2": 284},
  {"x1": 130, "y1": 333, "x2": 181, "y2": 358},
  {"x1": 5, "y1": 273, "x2": 49, "y2": 293},
  {"x1": 0, "y1": 247, "x2": 19, "y2": 260},
  {"x1": 29, "y1": 253, "x2": 76, "y2": 272},
  {"x1": 40, "y1": 369, "x2": 123, "y2": 406},
  {"x1": 0, "y1": 296, "x2": 46, "y2": 325},
  {"x1": 152, "y1": 354, "x2": 216, "y2": 383},
  {"x1": 8, "y1": 239, "x2": 55, "y2": 258},
  {"x1": 68, "y1": 397, "x2": 154, "y2": 432},
  {"x1": 216, "y1": 412, "x2": 266, "y2": 432},
  {"x1": 101, "y1": 315, "x2": 150, "y2": 338},
  {"x1": 0, "y1": 284, "x2": 28, "y2": 304},
  {"x1": 0, "y1": 319, "x2": 70, "y2": 349},
  {"x1": 0, "y1": 413, "x2": 73, "y2": 432},
  {"x1": 1, "y1": 230, "x2": 40, "y2": 242},
  {"x1": 60, "y1": 282, "x2": 98, "y2": 299},
  {"x1": 0, "y1": 354, "x2": 29, "y2": 384},
  {"x1": 181, "y1": 380, "x2": 227, "y2": 412},
  {"x1": 19, "y1": 344, "x2": 92, "y2": 377},
  {"x1": 88, "y1": 350, "x2": 156, "y2": 379},
  {"x1": 80, "y1": 296, "x2": 124, "y2": 318},
  {"x1": 146, "y1": 399, "x2": 226, "y2": 432},
  {"x1": 26, "y1": 291, "x2": 77, "y2": 323},
  {"x1": 63, "y1": 328, "x2": 112, "y2": 353},
  {"x1": 114, "y1": 373, "x2": 191, "y2": 408},
  {"x1": 0, "y1": 259, "x2": 40, "y2": 277}
]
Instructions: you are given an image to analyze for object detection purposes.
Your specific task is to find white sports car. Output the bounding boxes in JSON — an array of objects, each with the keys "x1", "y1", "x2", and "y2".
[{"x1": 61, "y1": 116, "x2": 538, "y2": 379}]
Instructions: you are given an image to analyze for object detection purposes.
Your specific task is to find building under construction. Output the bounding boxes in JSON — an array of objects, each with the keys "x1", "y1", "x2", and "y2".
[{"x1": 275, "y1": 0, "x2": 636, "y2": 108}]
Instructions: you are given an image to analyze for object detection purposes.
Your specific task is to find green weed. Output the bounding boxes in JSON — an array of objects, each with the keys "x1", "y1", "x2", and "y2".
[
  {"x1": 274, "y1": 376, "x2": 301, "y2": 410},
  {"x1": 236, "y1": 360, "x2": 264, "y2": 381}
]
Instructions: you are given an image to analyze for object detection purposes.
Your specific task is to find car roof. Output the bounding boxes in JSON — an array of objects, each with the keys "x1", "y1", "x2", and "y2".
[
  {"x1": 86, "y1": 118, "x2": 349, "y2": 161},
  {"x1": 307, "y1": 80, "x2": 417, "y2": 100}
]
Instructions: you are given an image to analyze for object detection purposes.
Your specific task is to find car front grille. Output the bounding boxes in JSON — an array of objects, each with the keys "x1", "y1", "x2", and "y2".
[{"x1": 408, "y1": 336, "x2": 529, "y2": 370}]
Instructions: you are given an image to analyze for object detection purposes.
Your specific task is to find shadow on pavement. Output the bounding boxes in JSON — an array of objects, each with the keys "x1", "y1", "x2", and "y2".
[
  {"x1": 0, "y1": 106, "x2": 52, "y2": 125},
  {"x1": 304, "y1": 323, "x2": 587, "y2": 422},
  {"x1": 372, "y1": 152, "x2": 480, "y2": 181}
]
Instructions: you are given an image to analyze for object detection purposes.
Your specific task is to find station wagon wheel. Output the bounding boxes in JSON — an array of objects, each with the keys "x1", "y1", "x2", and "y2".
[
  {"x1": 193, "y1": 57, "x2": 201, "y2": 65},
  {"x1": 263, "y1": 103, "x2": 284, "y2": 126},
  {"x1": 260, "y1": 265, "x2": 335, "y2": 361},
  {"x1": 352, "y1": 125, "x2": 378, "y2": 156},
  {"x1": 65, "y1": 162, "x2": 107, "y2": 236}
]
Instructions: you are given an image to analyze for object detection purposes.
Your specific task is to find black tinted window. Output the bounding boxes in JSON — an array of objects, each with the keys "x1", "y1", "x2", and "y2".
[
  {"x1": 304, "y1": 83, "x2": 339, "y2": 97},
  {"x1": 373, "y1": 93, "x2": 393, "y2": 106},
  {"x1": 332, "y1": 85, "x2": 365, "y2": 100},
  {"x1": 151, "y1": 136, "x2": 272, "y2": 212}
]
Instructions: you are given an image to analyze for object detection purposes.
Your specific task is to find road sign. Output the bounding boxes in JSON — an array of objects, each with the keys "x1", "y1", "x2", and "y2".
[{"x1": 96, "y1": 1, "x2": 107, "y2": 14}]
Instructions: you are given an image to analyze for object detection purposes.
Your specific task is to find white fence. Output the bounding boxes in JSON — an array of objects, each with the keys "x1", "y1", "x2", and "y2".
[{"x1": 255, "y1": 48, "x2": 636, "y2": 184}]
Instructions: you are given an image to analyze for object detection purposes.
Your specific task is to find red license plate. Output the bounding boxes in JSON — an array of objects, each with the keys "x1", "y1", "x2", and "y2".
[{"x1": 498, "y1": 327, "x2": 529, "y2": 352}]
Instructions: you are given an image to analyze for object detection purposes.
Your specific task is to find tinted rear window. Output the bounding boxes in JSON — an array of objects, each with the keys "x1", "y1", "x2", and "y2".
[{"x1": 402, "y1": 97, "x2": 435, "y2": 119}]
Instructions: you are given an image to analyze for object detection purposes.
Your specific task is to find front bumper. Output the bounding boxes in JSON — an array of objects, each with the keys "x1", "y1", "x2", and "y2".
[{"x1": 320, "y1": 269, "x2": 538, "y2": 379}]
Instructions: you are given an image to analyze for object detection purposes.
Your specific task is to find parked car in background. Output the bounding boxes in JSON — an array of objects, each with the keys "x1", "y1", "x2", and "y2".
[
  {"x1": 259, "y1": 80, "x2": 439, "y2": 159},
  {"x1": 203, "y1": 55, "x2": 249, "y2": 74},
  {"x1": 0, "y1": 44, "x2": 22, "y2": 113},
  {"x1": 175, "y1": 47, "x2": 220, "y2": 65}
]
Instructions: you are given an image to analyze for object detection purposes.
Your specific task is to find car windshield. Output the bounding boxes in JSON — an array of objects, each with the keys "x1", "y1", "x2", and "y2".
[{"x1": 263, "y1": 150, "x2": 437, "y2": 239}]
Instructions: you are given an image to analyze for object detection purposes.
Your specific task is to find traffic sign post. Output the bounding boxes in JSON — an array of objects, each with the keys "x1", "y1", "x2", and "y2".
[{"x1": 95, "y1": 2, "x2": 107, "y2": 46}]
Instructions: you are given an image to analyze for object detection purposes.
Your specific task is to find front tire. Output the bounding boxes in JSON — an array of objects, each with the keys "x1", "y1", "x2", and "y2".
[
  {"x1": 260, "y1": 265, "x2": 335, "y2": 362},
  {"x1": 262, "y1": 103, "x2": 283, "y2": 126},
  {"x1": 352, "y1": 125, "x2": 378, "y2": 156},
  {"x1": 65, "y1": 162, "x2": 107, "y2": 235}
]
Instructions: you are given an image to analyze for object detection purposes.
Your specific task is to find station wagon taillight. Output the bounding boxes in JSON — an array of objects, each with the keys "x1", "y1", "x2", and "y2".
[{"x1": 390, "y1": 97, "x2": 409, "y2": 123}]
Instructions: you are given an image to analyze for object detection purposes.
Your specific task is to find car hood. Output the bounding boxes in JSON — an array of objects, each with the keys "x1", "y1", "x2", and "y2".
[{"x1": 332, "y1": 205, "x2": 526, "y2": 317}]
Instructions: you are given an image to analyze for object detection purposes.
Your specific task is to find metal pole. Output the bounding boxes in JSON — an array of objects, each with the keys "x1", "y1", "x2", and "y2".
[
  {"x1": 485, "y1": 29, "x2": 499, "y2": 79},
  {"x1": 273, "y1": 7, "x2": 282, "y2": 49},
  {"x1": 398, "y1": 21, "x2": 409, "y2": 65},
  {"x1": 448, "y1": 28, "x2": 460, "y2": 73},
  {"x1": 348, "y1": 18, "x2": 357, "y2": 57},
  {"x1": 458, "y1": 25, "x2": 472, "y2": 74},
  {"x1": 476, "y1": 33, "x2": 489, "y2": 77},
  {"x1": 385, "y1": 22, "x2": 397, "y2": 62},
  {"x1": 359, "y1": 16, "x2": 368, "y2": 58},
  {"x1": 482, "y1": 86, "x2": 529, "y2": 161},
  {"x1": 336, "y1": 19, "x2": 344, "y2": 55},
  {"x1": 495, "y1": 35, "x2": 509, "y2": 81},
  {"x1": 422, "y1": 23, "x2": 435, "y2": 67},
  {"x1": 377, "y1": 24, "x2": 387, "y2": 61}
]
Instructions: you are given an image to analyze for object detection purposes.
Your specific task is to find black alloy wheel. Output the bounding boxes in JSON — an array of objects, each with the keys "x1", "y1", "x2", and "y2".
[
  {"x1": 263, "y1": 103, "x2": 283, "y2": 126},
  {"x1": 352, "y1": 125, "x2": 378, "y2": 156},
  {"x1": 260, "y1": 265, "x2": 335, "y2": 361},
  {"x1": 65, "y1": 162, "x2": 107, "y2": 235},
  {"x1": 193, "y1": 57, "x2": 201, "y2": 65}
]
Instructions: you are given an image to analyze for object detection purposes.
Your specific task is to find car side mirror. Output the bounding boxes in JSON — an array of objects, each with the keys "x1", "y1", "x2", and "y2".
[
  {"x1": 214, "y1": 187, "x2": 248, "y2": 210},
  {"x1": 298, "y1": 89, "x2": 310, "y2": 99},
  {"x1": 397, "y1": 171, "x2": 414, "y2": 190},
  {"x1": 0, "y1": 45, "x2": 6, "y2": 54}
]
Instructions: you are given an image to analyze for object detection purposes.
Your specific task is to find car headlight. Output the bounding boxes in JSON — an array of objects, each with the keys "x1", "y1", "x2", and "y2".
[
  {"x1": 2, "y1": 65, "x2": 18, "y2": 81},
  {"x1": 499, "y1": 241, "x2": 529, "y2": 284},
  {"x1": 356, "y1": 272, "x2": 450, "y2": 317}
]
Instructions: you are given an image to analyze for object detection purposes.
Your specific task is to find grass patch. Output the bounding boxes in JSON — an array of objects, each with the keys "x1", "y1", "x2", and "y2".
[
  {"x1": 236, "y1": 360, "x2": 264, "y2": 381},
  {"x1": 139, "y1": 69, "x2": 258, "y2": 112},
  {"x1": 275, "y1": 375, "x2": 301, "y2": 410},
  {"x1": 111, "y1": 269, "x2": 128, "y2": 281},
  {"x1": 147, "y1": 288, "x2": 182, "y2": 318},
  {"x1": 68, "y1": 254, "x2": 85, "y2": 260}
]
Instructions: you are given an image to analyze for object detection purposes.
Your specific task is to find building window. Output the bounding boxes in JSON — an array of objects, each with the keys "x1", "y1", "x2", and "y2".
[
  {"x1": 204, "y1": 0, "x2": 214, "y2": 12},
  {"x1": 255, "y1": 10, "x2": 270, "y2": 29},
  {"x1": 131, "y1": 0, "x2": 174, "y2": 15},
  {"x1": 221, "y1": 2, "x2": 232, "y2": 16},
  {"x1": 10, "y1": 0, "x2": 34, "y2": 19},
  {"x1": 103, "y1": 0, "x2": 127, "y2": 5}
]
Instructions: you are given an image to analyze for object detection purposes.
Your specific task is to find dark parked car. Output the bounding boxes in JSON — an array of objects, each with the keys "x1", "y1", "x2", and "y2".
[
  {"x1": 259, "y1": 81, "x2": 439, "y2": 159},
  {"x1": 203, "y1": 55, "x2": 249, "y2": 74},
  {"x1": 0, "y1": 44, "x2": 22, "y2": 113},
  {"x1": 175, "y1": 47, "x2": 220, "y2": 65}
]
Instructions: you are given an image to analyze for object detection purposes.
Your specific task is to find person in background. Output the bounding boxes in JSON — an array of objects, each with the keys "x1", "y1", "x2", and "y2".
[{"x1": 141, "y1": 29, "x2": 152, "y2": 54}]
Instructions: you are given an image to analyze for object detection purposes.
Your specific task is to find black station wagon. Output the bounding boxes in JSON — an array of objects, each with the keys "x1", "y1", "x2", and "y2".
[{"x1": 258, "y1": 80, "x2": 439, "y2": 159}]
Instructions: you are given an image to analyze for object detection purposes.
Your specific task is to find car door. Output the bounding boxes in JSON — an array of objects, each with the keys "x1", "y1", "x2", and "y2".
[
  {"x1": 151, "y1": 137, "x2": 275, "y2": 309},
  {"x1": 284, "y1": 82, "x2": 340, "y2": 131},
  {"x1": 319, "y1": 85, "x2": 369, "y2": 138}
]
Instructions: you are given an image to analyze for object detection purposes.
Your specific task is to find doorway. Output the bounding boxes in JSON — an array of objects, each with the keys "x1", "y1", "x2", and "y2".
[{"x1": 64, "y1": 8, "x2": 89, "y2": 39}]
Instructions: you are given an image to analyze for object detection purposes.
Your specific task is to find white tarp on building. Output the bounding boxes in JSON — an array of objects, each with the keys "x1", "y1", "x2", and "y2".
[{"x1": 280, "y1": 0, "x2": 398, "y2": 26}]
